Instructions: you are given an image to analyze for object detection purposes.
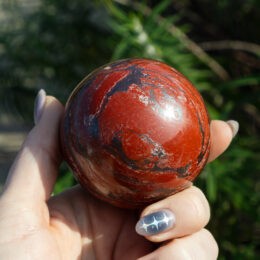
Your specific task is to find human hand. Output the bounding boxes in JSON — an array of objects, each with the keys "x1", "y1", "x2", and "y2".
[{"x1": 0, "y1": 91, "x2": 238, "y2": 259}]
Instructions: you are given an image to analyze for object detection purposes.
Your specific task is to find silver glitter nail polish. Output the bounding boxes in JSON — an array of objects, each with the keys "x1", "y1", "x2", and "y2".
[
  {"x1": 226, "y1": 120, "x2": 239, "y2": 138},
  {"x1": 135, "y1": 209, "x2": 175, "y2": 236},
  {"x1": 34, "y1": 89, "x2": 46, "y2": 125}
]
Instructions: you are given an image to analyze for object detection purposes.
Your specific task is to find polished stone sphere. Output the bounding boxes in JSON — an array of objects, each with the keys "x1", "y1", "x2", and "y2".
[{"x1": 60, "y1": 58, "x2": 210, "y2": 208}]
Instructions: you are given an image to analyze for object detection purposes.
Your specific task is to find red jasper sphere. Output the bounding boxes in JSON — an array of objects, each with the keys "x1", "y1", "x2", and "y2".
[{"x1": 60, "y1": 58, "x2": 210, "y2": 208}]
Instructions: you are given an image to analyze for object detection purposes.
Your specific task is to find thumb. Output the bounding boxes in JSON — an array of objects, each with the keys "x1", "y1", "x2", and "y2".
[{"x1": 2, "y1": 91, "x2": 64, "y2": 205}]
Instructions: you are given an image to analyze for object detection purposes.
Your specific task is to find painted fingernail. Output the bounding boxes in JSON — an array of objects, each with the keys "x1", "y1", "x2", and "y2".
[
  {"x1": 226, "y1": 120, "x2": 239, "y2": 138},
  {"x1": 135, "y1": 209, "x2": 175, "y2": 236},
  {"x1": 34, "y1": 89, "x2": 46, "y2": 125}
]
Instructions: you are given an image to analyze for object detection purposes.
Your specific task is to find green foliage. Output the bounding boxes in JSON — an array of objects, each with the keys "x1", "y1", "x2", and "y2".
[
  {"x1": 0, "y1": 0, "x2": 114, "y2": 120},
  {"x1": 107, "y1": 1, "x2": 213, "y2": 91},
  {"x1": 53, "y1": 163, "x2": 76, "y2": 195},
  {"x1": 0, "y1": 0, "x2": 259, "y2": 258}
]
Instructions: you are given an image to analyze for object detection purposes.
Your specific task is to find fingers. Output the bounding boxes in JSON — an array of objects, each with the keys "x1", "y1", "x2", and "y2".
[
  {"x1": 136, "y1": 186, "x2": 210, "y2": 242},
  {"x1": 138, "y1": 229, "x2": 218, "y2": 260},
  {"x1": 136, "y1": 120, "x2": 238, "y2": 252},
  {"x1": 208, "y1": 120, "x2": 239, "y2": 163},
  {"x1": 2, "y1": 95, "x2": 64, "y2": 205}
]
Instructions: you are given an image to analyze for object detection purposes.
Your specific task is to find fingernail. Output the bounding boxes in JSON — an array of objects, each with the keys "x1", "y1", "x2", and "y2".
[
  {"x1": 226, "y1": 120, "x2": 239, "y2": 138},
  {"x1": 34, "y1": 89, "x2": 46, "y2": 125},
  {"x1": 135, "y1": 209, "x2": 175, "y2": 236}
]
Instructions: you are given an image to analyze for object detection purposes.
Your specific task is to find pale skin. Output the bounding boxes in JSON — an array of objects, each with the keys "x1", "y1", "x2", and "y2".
[{"x1": 0, "y1": 96, "x2": 234, "y2": 259}]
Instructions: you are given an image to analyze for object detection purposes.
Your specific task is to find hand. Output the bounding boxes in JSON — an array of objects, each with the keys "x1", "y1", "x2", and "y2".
[{"x1": 0, "y1": 93, "x2": 238, "y2": 259}]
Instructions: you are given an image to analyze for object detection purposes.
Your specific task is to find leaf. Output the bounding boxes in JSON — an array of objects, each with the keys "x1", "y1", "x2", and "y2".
[
  {"x1": 112, "y1": 39, "x2": 129, "y2": 59},
  {"x1": 54, "y1": 169, "x2": 75, "y2": 194},
  {"x1": 146, "y1": 0, "x2": 173, "y2": 23},
  {"x1": 219, "y1": 75, "x2": 260, "y2": 90}
]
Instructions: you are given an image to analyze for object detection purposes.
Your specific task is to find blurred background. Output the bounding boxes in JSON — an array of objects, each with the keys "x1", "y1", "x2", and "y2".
[{"x1": 0, "y1": 0, "x2": 259, "y2": 258}]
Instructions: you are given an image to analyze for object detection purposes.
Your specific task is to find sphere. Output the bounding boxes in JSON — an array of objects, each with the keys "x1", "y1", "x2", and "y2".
[{"x1": 60, "y1": 58, "x2": 210, "y2": 208}]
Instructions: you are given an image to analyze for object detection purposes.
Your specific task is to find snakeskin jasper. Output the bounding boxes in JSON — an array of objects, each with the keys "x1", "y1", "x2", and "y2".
[{"x1": 60, "y1": 58, "x2": 211, "y2": 208}]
